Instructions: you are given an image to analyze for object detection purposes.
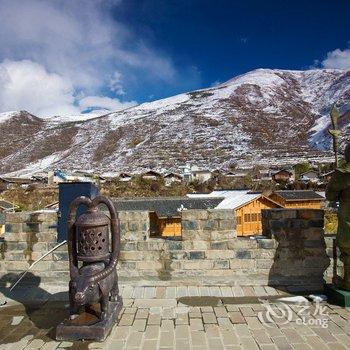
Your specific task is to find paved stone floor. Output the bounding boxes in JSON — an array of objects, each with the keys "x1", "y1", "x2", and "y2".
[{"x1": 0, "y1": 285, "x2": 349, "y2": 349}]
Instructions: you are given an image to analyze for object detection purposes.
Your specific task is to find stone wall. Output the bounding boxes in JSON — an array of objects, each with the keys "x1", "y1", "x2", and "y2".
[
  {"x1": 261, "y1": 208, "x2": 331, "y2": 292},
  {"x1": 0, "y1": 208, "x2": 340, "y2": 293},
  {"x1": 182, "y1": 209, "x2": 236, "y2": 241}
]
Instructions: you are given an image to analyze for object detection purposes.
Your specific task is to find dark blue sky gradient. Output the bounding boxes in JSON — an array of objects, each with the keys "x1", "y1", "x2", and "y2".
[{"x1": 112, "y1": 0, "x2": 350, "y2": 102}]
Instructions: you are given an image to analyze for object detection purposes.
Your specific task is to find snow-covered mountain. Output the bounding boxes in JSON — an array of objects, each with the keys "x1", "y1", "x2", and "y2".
[{"x1": 1, "y1": 68, "x2": 349, "y2": 176}]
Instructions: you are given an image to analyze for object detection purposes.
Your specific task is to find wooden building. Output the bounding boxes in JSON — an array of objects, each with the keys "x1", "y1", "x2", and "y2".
[
  {"x1": 188, "y1": 190, "x2": 282, "y2": 236},
  {"x1": 141, "y1": 170, "x2": 162, "y2": 181},
  {"x1": 269, "y1": 190, "x2": 324, "y2": 209},
  {"x1": 272, "y1": 169, "x2": 293, "y2": 183},
  {"x1": 164, "y1": 172, "x2": 183, "y2": 186},
  {"x1": 234, "y1": 195, "x2": 282, "y2": 236}
]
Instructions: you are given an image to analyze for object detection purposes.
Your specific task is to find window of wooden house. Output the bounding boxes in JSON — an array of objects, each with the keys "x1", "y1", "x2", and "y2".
[
  {"x1": 252, "y1": 213, "x2": 258, "y2": 221},
  {"x1": 258, "y1": 213, "x2": 262, "y2": 220},
  {"x1": 237, "y1": 216, "x2": 242, "y2": 225},
  {"x1": 244, "y1": 213, "x2": 251, "y2": 222}
]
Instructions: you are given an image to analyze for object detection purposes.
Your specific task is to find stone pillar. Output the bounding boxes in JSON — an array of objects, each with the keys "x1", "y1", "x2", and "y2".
[
  {"x1": 181, "y1": 209, "x2": 236, "y2": 241},
  {"x1": 262, "y1": 208, "x2": 330, "y2": 292}
]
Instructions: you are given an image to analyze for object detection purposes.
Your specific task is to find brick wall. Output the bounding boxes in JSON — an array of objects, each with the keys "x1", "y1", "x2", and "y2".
[
  {"x1": 0, "y1": 208, "x2": 339, "y2": 293},
  {"x1": 261, "y1": 208, "x2": 331, "y2": 292}
]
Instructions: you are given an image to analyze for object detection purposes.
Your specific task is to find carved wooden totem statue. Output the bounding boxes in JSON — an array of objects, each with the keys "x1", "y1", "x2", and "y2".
[
  {"x1": 56, "y1": 195, "x2": 123, "y2": 341},
  {"x1": 326, "y1": 143, "x2": 350, "y2": 291}
]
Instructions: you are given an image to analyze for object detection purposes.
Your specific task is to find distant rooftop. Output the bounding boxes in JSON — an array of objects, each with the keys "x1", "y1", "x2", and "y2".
[
  {"x1": 274, "y1": 190, "x2": 324, "y2": 201},
  {"x1": 113, "y1": 197, "x2": 223, "y2": 218}
]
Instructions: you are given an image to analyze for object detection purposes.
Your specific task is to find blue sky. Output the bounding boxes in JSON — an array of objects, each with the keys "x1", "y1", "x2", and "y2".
[
  {"x1": 115, "y1": 0, "x2": 350, "y2": 101},
  {"x1": 0, "y1": 0, "x2": 349, "y2": 117}
]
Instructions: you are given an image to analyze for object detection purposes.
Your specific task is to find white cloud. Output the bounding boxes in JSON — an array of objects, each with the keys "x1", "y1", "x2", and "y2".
[
  {"x1": 0, "y1": 0, "x2": 179, "y2": 116},
  {"x1": 322, "y1": 47, "x2": 350, "y2": 69},
  {"x1": 79, "y1": 95, "x2": 137, "y2": 113},
  {"x1": 0, "y1": 59, "x2": 136, "y2": 117}
]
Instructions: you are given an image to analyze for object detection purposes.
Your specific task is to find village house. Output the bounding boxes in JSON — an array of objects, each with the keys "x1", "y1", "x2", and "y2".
[
  {"x1": 0, "y1": 177, "x2": 34, "y2": 189},
  {"x1": 269, "y1": 190, "x2": 324, "y2": 209},
  {"x1": 271, "y1": 169, "x2": 294, "y2": 183},
  {"x1": 320, "y1": 170, "x2": 335, "y2": 184},
  {"x1": 191, "y1": 168, "x2": 212, "y2": 183},
  {"x1": 141, "y1": 170, "x2": 163, "y2": 181},
  {"x1": 188, "y1": 190, "x2": 282, "y2": 236},
  {"x1": 300, "y1": 170, "x2": 319, "y2": 183},
  {"x1": 164, "y1": 172, "x2": 183, "y2": 186},
  {"x1": 119, "y1": 172, "x2": 133, "y2": 182}
]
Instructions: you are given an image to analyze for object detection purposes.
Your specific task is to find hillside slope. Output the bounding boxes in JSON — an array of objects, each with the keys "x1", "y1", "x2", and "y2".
[{"x1": 0, "y1": 68, "x2": 349, "y2": 176}]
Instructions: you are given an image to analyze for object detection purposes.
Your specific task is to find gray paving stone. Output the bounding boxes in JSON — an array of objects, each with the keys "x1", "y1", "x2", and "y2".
[
  {"x1": 175, "y1": 338, "x2": 191, "y2": 350},
  {"x1": 208, "y1": 337, "x2": 224, "y2": 350},
  {"x1": 191, "y1": 331, "x2": 207, "y2": 346},
  {"x1": 144, "y1": 325, "x2": 159, "y2": 340},
  {"x1": 221, "y1": 329, "x2": 239, "y2": 345},
  {"x1": 106, "y1": 339, "x2": 125, "y2": 350},
  {"x1": 159, "y1": 331, "x2": 174, "y2": 347},
  {"x1": 190, "y1": 318, "x2": 204, "y2": 331},
  {"x1": 203, "y1": 312, "x2": 217, "y2": 324},
  {"x1": 148, "y1": 314, "x2": 161, "y2": 325},
  {"x1": 229, "y1": 311, "x2": 246, "y2": 324},
  {"x1": 132, "y1": 319, "x2": 147, "y2": 332},
  {"x1": 175, "y1": 325, "x2": 189, "y2": 339},
  {"x1": 119, "y1": 314, "x2": 135, "y2": 326},
  {"x1": 125, "y1": 331, "x2": 143, "y2": 348},
  {"x1": 142, "y1": 339, "x2": 158, "y2": 350}
]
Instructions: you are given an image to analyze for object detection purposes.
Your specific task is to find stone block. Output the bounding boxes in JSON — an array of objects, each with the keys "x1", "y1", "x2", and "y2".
[
  {"x1": 170, "y1": 251, "x2": 188, "y2": 260},
  {"x1": 210, "y1": 241, "x2": 228, "y2": 250},
  {"x1": 202, "y1": 219, "x2": 218, "y2": 231},
  {"x1": 254, "y1": 249, "x2": 275, "y2": 259},
  {"x1": 206, "y1": 250, "x2": 233, "y2": 259},
  {"x1": 219, "y1": 219, "x2": 235, "y2": 230},
  {"x1": 22, "y1": 222, "x2": 42, "y2": 233},
  {"x1": 136, "y1": 261, "x2": 163, "y2": 270},
  {"x1": 210, "y1": 230, "x2": 236, "y2": 241},
  {"x1": 5, "y1": 223, "x2": 22, "y2": 233},
  {"x1": 256, "y1": 259, "x2": 274, "y2": 269},
  {"x1": 128, "y1": 222, "x2": 139, "y2": 231},
  {"x1": 182, "y1": 220, "x2": 199, "y2": 231},
  {"x1": 118, "y1": 261, "x2": 137, "y2": 269},
  {"x1": 229, "y1": 259, "x2": 256, "y2": 269},
  {"x1": 227, "y1": 239, "x2": 257, "y2": 250},
  {"x1": 182, "y1": 210, "x2": 208, "y2": 220},
  {"x1": 257, "y1": 239, "x2": 276, "y2": 249},
  {"x1": 189, "y1": 251, "x2": 205, "y2": 260},
  {"x1": 120, "y1": 242, "x2": 137, "y2": 251},
  {"x1": 50, "y1": 260, "x2": 69, "y2": 271},
  {"x1": 36, "y1": 232, "x2": 57, "y2": 243},
  {"x1": 192, "y1": 241, "x2": 210, "y2": 250},
  {"x1": 5, "y1": 212, "x2": 31, "y2": 223},
  {"x1": 168, "y1": 240, "x2": 183, "y2": 250},
  {"x1": 213, "y1": 260, "x2": 230, "y2": 269},
  {"x1": 52, "y1": 252, "x2": 69, "y2": 261},
  {"x1": 181, "y1": 260, "x2": 212, "y2": 270},
  {"x1": 208, "y1": 209, "x2": 234, "y2": 220},
  {"x1": 235, "y1": 250, "x2": 252, "y2": 259},
  {"x1": 182, "y1": 230, "x2": 210, "y2": 241}
]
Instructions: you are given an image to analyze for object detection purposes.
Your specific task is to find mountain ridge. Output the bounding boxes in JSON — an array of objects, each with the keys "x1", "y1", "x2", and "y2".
[{"x1": 0, "y1": 68, "x2": 349, "y2": 177}]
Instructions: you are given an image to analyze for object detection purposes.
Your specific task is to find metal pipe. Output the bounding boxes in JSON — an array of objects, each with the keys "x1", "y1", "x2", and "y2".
[{"x1": 9, "y1": 240, "x2": 67, "y2": 292}]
